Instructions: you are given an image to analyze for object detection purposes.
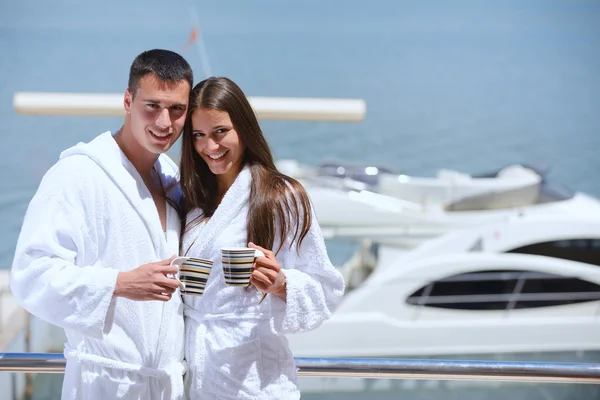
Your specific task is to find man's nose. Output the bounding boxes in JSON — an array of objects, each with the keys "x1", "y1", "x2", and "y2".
[{"x1": 156, "y1": 108, "x2": 172, "y2": 130}]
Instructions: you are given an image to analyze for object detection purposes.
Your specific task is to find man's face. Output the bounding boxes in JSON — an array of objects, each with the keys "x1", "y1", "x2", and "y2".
[{"x1": 124, "y1": 74, "x2": 190, "y2": 156}]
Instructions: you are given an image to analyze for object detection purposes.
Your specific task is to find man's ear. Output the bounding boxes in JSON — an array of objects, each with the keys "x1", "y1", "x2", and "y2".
[{"x1": 124, "y1": 89, "x2": 133, "y2": 114}]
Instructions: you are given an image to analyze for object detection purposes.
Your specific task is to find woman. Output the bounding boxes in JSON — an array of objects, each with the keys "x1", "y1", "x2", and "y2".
[{"x1": 179, "y1": 77, "x2": 345, "y2": 399}]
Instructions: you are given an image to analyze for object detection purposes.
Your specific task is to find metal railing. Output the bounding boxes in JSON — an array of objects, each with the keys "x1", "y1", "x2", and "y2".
[
  {"x1": 0, "y1": 286, "x2": 14, "y2": 332},
  {"x1": 0, "y1": 287, "x2": 5, "y2": 331},
  {"x1": 1, "y1": 353, "x2": 600, "y2": 384}
]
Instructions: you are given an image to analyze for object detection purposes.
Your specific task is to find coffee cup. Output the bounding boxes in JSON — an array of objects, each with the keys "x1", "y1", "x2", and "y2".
[
  {"x1": 220, "y1": 247, "x2": 265, "y2": 286},
  {"x1": 170, "y1": 256, "x2": 213, "y2": 296}
]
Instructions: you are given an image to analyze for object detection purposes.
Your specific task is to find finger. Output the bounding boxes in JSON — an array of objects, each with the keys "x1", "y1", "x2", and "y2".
[
  {"x1": 159, "y1": 255, "x2": 178, "y2": 265},
  {"x1": 157, "y1": 270, "x2": 184, "y2": 290},
  {"x1": 251, "y1": 270, "x2": 274, "y2": 287},
  {"x1": 161, "y1": 264, "x2": 179, "y2": 275},
  {"x1": 153, "y1": 283, "x2": 176, "y2": 295},
  {"x1": 152, "y1": 293, "x2": 172, "y2": 302},
  {"x1": 157, "y1": 278, "x2": 180, "y2": 291},
  {"x1": 253, "y1": 267, "x2": 279, "y2": 284},
  {"x1": 249, "y1": 276, "x2": 268, "y2": 292},
  {"x1": 155, "y1": 288, "x2": 175, "y2": 297},
  {"x1": 253, "y1": 257, "x2": 280, "y2": 274},
  {"x1": 248, "y1": 242, "x2": 275, "y2": 259}
]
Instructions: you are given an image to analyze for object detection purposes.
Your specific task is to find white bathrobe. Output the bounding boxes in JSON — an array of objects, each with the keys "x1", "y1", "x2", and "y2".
[
  {"x1": 182, "y1": 167, "x2": 345, "y2": 400},
  {"x1": 10, "y1": 132, "x2": 186, "y2": 400}
]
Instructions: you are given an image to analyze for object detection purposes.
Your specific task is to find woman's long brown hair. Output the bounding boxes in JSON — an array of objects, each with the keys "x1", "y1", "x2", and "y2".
[{"x1": 180, "y1": 77, "x2": 312, "y2": 254}]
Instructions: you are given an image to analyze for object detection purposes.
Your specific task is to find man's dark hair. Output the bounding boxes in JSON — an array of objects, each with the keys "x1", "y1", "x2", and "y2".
[{"x1": 128, "y1": 49, "x2": 193, "y2": 96}]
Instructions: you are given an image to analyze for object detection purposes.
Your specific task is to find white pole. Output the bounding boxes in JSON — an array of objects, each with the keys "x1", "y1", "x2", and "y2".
[
  {"x1": 13, "y1": 92, "x2": 366, "y2": 122},
  {"x1": 189, "y1": 6, "x2": 213, "y2": 79}
]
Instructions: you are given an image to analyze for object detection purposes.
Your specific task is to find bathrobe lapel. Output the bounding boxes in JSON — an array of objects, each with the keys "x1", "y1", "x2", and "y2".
[
  {"x1": 185, "y1": 167, "x2": 251, "y2": 259},
  {"x1": 85, "y1": 133, "x2": 177, "y2": 255}
]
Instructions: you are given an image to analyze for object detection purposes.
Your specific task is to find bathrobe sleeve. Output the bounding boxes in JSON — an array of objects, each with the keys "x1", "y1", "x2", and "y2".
[
  {"x1": 10, "y1": 156, "x2": 119, "y2": 339},
  {"x1": 270, "y1": 191, "x2": 345, "y2": 335}
]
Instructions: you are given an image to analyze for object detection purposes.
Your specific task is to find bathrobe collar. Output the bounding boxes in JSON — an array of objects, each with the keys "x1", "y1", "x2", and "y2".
[
  {"x1": 59, "y1": 131, "x2": 180, "y2": 252},
  {"x1": 185, "y1": 165, "x2": 252, "y2": 259}
]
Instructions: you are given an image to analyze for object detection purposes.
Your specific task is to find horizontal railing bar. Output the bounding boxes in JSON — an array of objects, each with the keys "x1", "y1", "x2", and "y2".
[
  {"x1": 1, "y1": 354, "x2": 600, "y2": 384},
  {"x1": 0, "y1": 353, "x2": 65, "y2": 373},
  {"x1": 294, "y1": 357, "x2": 600, "y2": 383}
]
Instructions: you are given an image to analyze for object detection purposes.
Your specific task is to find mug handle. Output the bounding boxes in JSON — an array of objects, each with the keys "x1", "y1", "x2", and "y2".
[{"x1": 169, "y1": 257, "x2": 187, "y2": 291}]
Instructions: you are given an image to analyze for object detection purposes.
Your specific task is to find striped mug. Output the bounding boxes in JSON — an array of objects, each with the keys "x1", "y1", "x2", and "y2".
[
  {"x1": 220, "y1": 247, "x2": 265, "y2": 286},
  {"x1": 170, "y1": 256, "x2": 213, "y2": 296}
]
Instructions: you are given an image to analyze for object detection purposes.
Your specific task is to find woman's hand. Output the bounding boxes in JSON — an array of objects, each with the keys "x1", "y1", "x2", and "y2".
[{"x1": 248, "y1": 242, "x2": 287, "y2": 302}]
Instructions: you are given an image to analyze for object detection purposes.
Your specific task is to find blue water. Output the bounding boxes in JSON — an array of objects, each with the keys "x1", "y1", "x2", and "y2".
[
  {"x1": 2, "y1": 0, "x2": 600, "y2": 270},
  {"x1": 2, "y1": 0, "x2": 600, "y2": 398}
]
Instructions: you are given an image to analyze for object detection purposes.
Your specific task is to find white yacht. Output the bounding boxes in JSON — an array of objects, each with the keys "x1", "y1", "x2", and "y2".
[
  {"x1": 278, "y1": 159, "x2": 543, "y2": 208},
  {"x1": 289, "y1": 215, "x2": 600, "y2": 359},
  {"x1": 277, "y1": 160, "x2": 600, "y2": 248}
]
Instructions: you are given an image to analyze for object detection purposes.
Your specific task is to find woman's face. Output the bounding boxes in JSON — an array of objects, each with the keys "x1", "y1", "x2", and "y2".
[{"x1": 190, "y1": 107, "x2": 245, "y2": 182}]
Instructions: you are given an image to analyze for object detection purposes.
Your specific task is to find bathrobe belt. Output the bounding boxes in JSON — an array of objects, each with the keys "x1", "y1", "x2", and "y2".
[
  {"x1": 64, "y1": 342, "x2": 187, "y2": 389},
  {"x1": 183, "y1": 305, "x2": 270, "y2": 322}
]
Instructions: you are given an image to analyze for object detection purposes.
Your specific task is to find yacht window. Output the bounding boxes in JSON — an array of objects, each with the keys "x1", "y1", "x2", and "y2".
[
  {"x1": 506, "y1": 239, "x2": 600, "y2": 267},
  {"x1": 406, "y1": 270, "x2": 600, "y2": 311},
  {"x1": 554, "y1": 240, "x2": 571, "y2": 248}
]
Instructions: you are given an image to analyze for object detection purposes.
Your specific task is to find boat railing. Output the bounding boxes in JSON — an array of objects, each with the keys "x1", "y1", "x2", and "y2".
[{"x1": 1, "y1": 353, "x2": 600, "y2": 384}]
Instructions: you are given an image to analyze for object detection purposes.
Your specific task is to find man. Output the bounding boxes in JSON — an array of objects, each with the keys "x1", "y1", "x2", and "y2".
[{"x1": 10, "y1": 49, "x2": 193, "y2": 399}]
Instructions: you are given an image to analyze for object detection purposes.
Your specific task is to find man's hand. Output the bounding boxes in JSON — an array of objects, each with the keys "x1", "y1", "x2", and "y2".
[{"x1": 114, "y1": 255, "x2": 180, "y2": 301}]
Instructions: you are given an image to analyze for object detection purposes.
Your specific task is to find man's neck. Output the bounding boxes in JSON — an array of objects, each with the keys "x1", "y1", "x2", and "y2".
[{"x1": 114, "y1": 124, "x2": 158, "y2": 179}]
